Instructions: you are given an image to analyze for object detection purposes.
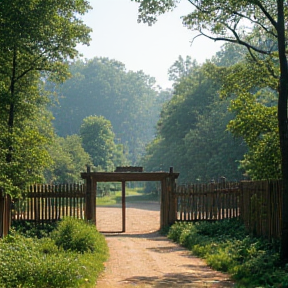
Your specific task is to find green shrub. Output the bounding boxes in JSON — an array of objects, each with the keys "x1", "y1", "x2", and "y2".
[
  {"x1": 192, "y1": 243, "x2": 212, "y2": 257},
  {"x1": 0, "y1": 219, "x2": 108, "y2": 288},
  {"x1": 167, "y1": 222, "x2": 192, "y2": 242},
  {"x1": 206, "y1": 248, "x2": 237, "y2": 272},
  {"x1": 52, "y1": 217, "x2": 105, "y2": 253},
  {"x1": 12, "y1": 221, "x2": 58, "y2": 238},
  {"x1": 38, "y1": 237, "x2": 59, "y2": 254},
  {"x1": 76, "y1": 251, "x2": 109, "y2": 287},
  {"x1": 194, "y1": 218, "x2": 246, "y2": 240},
  {"x1": 167, "y1": 219, "x2": 287, "y2": 288},
  {"x1": 0, "y1": 234, "x2": 38, "y2": 287}
]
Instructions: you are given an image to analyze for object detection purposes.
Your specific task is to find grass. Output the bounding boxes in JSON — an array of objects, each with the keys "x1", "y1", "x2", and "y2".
[
  {"x1": 1, "y1": 218, "x2": 108, "y2": 288},
  {"x1": 96, "y1": 187, "x2": 159, "y2": 206},
  {"x1": 167, "y1": 219, "x2": 288, "y2": 288}
]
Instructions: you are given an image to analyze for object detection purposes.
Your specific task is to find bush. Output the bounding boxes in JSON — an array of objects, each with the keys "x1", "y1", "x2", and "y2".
[
  {"x1": 167, "y1": 219, "x2": 287, "y2": 288},
  {"x1": 0, "y1": 218, "x2": 108, "y2": 287},
  {"x1": 167, "y1": 222, "x2": 191, "y2": 242},
  {"x1": 52, "y1": 217, "x2": 105, "y2": 253},
  {"x1": 12, "y1": 221, "x2": 58, "y2": 238},
  {"x1": 0, "y1": 234, "x2": 38, "y2": 287}
]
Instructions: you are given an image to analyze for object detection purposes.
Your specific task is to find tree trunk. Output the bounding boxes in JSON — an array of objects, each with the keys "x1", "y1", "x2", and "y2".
[
  {"x1": 6, "y1": 46, "x2": 17, "y2": 164},
  {"x1": 277, "y1": 0, "x2": 288, "y2": 262}
]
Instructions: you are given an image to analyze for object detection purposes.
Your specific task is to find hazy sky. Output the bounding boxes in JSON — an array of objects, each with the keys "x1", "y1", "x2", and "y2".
[{"x1": 77, "y1": 0, "x2": 222, "y2": 89}]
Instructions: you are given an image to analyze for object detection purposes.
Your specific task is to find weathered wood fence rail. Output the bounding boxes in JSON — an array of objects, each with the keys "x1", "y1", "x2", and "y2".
[
  {"x1": 12, "y1": 184, "x2": 86, "y2": 223},
  {"x1": 175, "y1": 180, "x2": 282, "y2": 241}
]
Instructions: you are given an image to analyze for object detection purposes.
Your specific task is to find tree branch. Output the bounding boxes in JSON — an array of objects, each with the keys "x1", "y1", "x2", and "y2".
[
  {"x1": 254, "y1": 0, "x2": 278, "y2": 29},
  {"x1": 186, "y1": 0, "x2": 278, "y2": 39},
  {"x1": 231, "y1": 10, "x2": 277, "y2": 38},
  {"x1": 13, "y1": 45, "x2": 61, "y2": 84},
  {"x1": 199, "y1": 29, "x2": 271, "y2": 55}
]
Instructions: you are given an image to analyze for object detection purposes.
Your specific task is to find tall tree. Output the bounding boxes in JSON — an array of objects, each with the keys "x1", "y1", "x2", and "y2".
[
  {"x1": 80, "y1": 115, "x2": 128, "y2": 171},
  {"x1": 142, "y1": 60, "x2": 246, "y2": 183},
  {"x1": 50, "y1": 57, "x2": 161, "y2": 164},
  {"x1": 211, "y1": 57, "x2": 280, "y2": 180},
  {"x1": 44, "y1": 135, "x2": 92, "y2": 184},
  {"x1": 0, "y1": 74, "x2": 55, "y2": 195},
  {"x1": 168, "y1": 55, "x2": 195, "y2": 84},
  {"x1": 184, "y1": 98, "x2": 247, "y2": 183},
  {"x1": 0, "y1": 0, "x2": 91, "y2": 195},
  {"x1": 133, "y1": 0, "x2": 288, "y2": 260}
]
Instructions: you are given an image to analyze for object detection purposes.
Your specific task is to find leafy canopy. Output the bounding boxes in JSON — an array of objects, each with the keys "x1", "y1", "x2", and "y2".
[
  {"x1": 0, "y1": 0, "x2": 92, "y2": 79},
  {"x1": 44, "y1": 135, "x2": 92, "y2": 184},
  {"x1": 216, "y1": 56, "x2": 280, "y2": 179},
  {"x1": 50, "y1": 57, "x2": 162, "y2": 164},
  {"x1": 80, "y1": 115, "x2": 128, "y2": 171},
  {"x1": 0, "y1": 0, "x2": 92, "y2": 195},
  {"x1": 142, "y1": 58, "x2": 246, "y2": 182},
  {"x1": 133, "y1": 0, "x2": 281, "y2": 57}
]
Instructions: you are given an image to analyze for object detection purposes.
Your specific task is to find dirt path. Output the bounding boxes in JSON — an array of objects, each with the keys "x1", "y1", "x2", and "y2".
[{"x1": 95, "y1": 202, "x2": 234, "y2": 288}]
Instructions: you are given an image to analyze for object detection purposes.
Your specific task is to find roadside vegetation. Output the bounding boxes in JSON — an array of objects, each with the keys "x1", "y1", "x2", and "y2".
[
  {"x1": 0, "y1": 218, "x2": 108, "y2": 288},
  {"x1": 167, "y1": 219, "x2": 288, "y2": 288}
]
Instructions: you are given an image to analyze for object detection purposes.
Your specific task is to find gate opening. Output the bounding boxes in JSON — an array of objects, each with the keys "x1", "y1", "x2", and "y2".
[
  {"x1": 81, "y1": 168, "x2": 179, "y2": 233},
  {"x1": 95, "y1": 181, "x2": 161, "y2": 233}
]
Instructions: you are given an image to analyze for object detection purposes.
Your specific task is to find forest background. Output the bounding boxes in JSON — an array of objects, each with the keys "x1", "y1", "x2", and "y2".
[
  {"x1": 0, "y1": 0, "x2": 283, "y2": 195},
  {"x1": 48, "y1": 40, "x2": 280, "y2": 185}
]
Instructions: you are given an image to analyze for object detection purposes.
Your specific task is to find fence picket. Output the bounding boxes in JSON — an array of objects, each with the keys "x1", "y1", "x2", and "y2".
[
  {"x1": 1, "y1": 179, "x2": 284, "y2": 242},
  {"x1": 175, "y1": 180, "x2": 283, "y2": 240},
  {"x1": 10, "y1": 183, "x2": 86, "y2": 225}
]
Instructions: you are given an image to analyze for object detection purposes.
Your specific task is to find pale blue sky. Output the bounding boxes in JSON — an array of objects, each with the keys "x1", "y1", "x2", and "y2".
[{"x1": 77, "y1": 0, "x2": 222, "y2": 89}]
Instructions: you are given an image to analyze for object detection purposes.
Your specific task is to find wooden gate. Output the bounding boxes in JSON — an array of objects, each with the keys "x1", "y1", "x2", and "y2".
[
  {"x1": 81, "y1": 167, "x2": 179, "y2": 232},
  {"x1": 1, "y1": 168, "x2": 179, "y2": 236}
]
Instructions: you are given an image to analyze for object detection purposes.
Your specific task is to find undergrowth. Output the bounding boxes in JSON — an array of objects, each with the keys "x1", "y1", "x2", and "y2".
[
  {"x1": 167, "y1": 219, "x2": 288, "y2": 288},
  {"x1": 0, "y1": 218, "x2": 108, "y2": 288}
]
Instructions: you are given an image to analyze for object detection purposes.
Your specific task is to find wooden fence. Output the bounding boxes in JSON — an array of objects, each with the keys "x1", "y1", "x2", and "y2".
[
  {"x1": 175, "y1": 180, "x2": 283, "y2": 241},
  {"x1": 240, "y1": 180, "x2": 282, "y2": 241},
  {"x1": 176, "y1": 182, "x2": 241, "y2": 221},
  {"x1": 11, "y1": 184, "x2": 86, "y2": 223},
  {"x1": 0, "y1": 179, "x2": 284, "y2": 241}
]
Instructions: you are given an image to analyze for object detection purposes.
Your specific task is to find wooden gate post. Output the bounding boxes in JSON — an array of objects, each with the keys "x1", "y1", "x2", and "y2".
[
  {"x1": 168, "y1": 175, "x2": 177, "y2": 225},
  {"x1": 4, "y1": 195, "x2": 11, "y2": 237},
  {"x1": 85, "y1": 167, "x2": 96, "y2": 224},
  {"x1": 91, "y1": 179, "x2": 96, "y2": 223},
  {"x1": 0, "y1": 189, "x2": 4, "y2": 238},
  {"x1": 239, "y1": 181, "x2": 244, "y2": 221},
  {"x1": 160, "y1": 178, "x2": 168, "y2": 228},
  {"x1": 0, "y1": 191, "x2": 11, "y2": 238},
  {"x1": 160, "y1": 168, "x2": 178, "y2": 229},
  {"x1": 122, "y1": 181, "x2": 126, "y2": 232}
]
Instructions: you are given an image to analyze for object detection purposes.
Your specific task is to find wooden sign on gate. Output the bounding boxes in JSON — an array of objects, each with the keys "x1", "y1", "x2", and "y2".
[{"x1": 114, "y1": 166, "x2": 143, "y2": 172}]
